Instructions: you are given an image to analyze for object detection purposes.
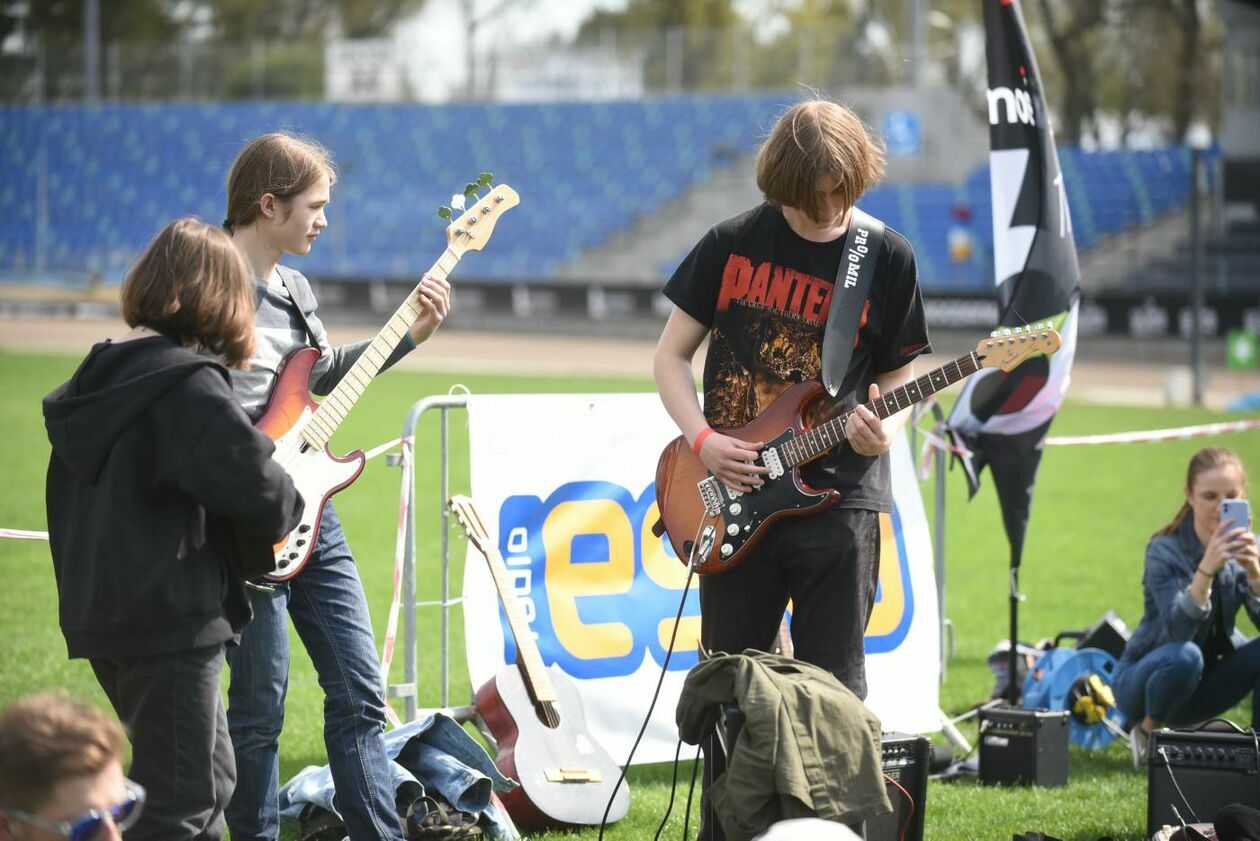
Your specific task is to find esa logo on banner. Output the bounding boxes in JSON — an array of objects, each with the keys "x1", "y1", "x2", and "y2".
[{"x1": 493, "y1": 481, "x2": 915, "y2": 679}]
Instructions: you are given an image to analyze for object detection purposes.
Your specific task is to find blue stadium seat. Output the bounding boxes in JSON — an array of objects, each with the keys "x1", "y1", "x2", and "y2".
[{"x1": 0, "y1": 100, "x2": 1193, "y2": 290}]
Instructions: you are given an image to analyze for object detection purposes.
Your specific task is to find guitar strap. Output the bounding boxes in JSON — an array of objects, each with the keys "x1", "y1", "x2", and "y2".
[
  {"x1": 275, "y1": 265, "x2": 322, "y2": 350},
  {"x1": 820, "y1": 206, "x2": 885, "y2": 398}
]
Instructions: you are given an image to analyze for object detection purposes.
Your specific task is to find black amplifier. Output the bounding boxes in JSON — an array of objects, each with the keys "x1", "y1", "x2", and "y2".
[
  {"x1": 1147, "y1": 728, "x2": 1260, "y2": 838},
  {"x1": 868, "y1": 732, "x2": 930, "y2": 841},
  {"x1": 978, "y1": 706, "x2": 1069, "y2": 788}
]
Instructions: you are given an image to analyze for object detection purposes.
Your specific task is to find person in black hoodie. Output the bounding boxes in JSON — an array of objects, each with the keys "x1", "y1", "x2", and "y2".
[{"x1": 42, "y1": 217, "x2": 304, "y2": 841}]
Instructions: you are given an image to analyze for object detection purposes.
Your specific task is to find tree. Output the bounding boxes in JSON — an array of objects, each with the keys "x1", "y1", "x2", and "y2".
[
  {"x1": 1030, "y1": 0, "x2": 1107, "y2": 144},
  {"x1": 574, "y1": 0, "x2": 740, "y2": 91},
  {"x1": 1, "y1": 0, "x2": 427, "y2": 101},
  {"x1": 1022, "y1": 0, "x2": 1218, "y2": 146}
]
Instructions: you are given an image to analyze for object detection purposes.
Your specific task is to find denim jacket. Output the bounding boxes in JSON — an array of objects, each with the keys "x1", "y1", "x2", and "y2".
[
  {"x1": 1118, "y1": 514, "x2": 1260, "y2": 671},
  {"x1": 278, "y1": 712, "x2": 521, "y2": 840}
]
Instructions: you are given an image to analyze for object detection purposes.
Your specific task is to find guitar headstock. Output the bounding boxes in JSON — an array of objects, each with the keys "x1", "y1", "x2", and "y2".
[
  {"x1": 974, "y1": 323, "x2": 1063, "y2": 371},
  {"x1": 449, "y1": 494, "x2": 492, "y2": 555},
  {"x1": 439, "y1": 173, "x2": 519, "y2": 256}
]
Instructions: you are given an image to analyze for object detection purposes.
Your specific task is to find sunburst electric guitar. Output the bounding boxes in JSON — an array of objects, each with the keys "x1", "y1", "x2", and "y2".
[
  {"x1": 254, "y1": 179, "x2": 519, "y2": 581},
  {"x1": 653, "y1": 324, "x2": 1062, "y2": 575},
  {"x1": 449, "y1": 495, "x2": 630, "y2": 830}
]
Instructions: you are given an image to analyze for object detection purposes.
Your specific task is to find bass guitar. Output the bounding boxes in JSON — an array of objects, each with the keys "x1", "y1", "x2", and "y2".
[
  {"x1": 449, "y1": 495, "x2": 630, "y2": 830},
  {"x1": 254, "y1": 178, "x2": 519, "y2": 581},
  {"x1": 654, "y1": 324, "x2": 1062, "y2": 575}
]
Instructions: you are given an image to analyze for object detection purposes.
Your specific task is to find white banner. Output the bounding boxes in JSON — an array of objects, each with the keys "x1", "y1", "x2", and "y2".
[{"x1": 463, "y1": 393, "x2": 940, "y2": 765}]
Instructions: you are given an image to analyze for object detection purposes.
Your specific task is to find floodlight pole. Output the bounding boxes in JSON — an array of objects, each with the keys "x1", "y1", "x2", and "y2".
[
  {"x1": 1187, "y1": 123, "x2": 1212, "y2": 407},
  {"x1": 464, "y1": 0, "x2": 529, "y2": 100},
  {"x1": 83, "y1": 0, "x2": 100, "y2": 102},
  {"x1": 1190, "y1": 145, "x2": 1205, "y2": 407},
  {"x1": 1008, "y1": 566, "x2": 1020, "y2": 705}
]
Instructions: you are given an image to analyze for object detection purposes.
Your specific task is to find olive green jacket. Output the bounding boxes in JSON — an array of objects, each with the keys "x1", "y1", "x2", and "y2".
[{"x1": 676, "y1": 650, "x2": 892, "y2": 841}]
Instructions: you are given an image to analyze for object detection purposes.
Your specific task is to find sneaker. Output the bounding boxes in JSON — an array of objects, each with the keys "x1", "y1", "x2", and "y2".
[{"x1": 1130, "y1": 726, "x2": 1149, "y2": 769}]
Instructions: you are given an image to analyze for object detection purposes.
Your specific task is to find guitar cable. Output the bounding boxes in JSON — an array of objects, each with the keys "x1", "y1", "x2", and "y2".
[
  {"x1": 681, "y1": 740, "x2": 702, "y2": 840},
  {"x1": 651, "y1": 736, "x2": 686, "y2": 841},
  {"x1": 597, "y1": 517, "x2": 715, "y2": 840}
]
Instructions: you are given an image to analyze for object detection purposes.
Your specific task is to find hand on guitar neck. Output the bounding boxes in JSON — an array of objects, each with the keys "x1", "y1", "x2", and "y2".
[
  {"x1": 845, "y1": 376, "x2": 914, "y2": 457},
  {"x1": 404, "y1": 273, "x2": 451, "y2": 345}
]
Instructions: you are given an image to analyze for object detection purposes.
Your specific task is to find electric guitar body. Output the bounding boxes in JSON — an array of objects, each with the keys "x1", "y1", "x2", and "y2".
[
  {"x1": 655, "y1": 325, "x2": 1064, "y2": 574},
  {"x1": 655, "y1": 379, "x2": 839, "y2": 571},
  {"x1": 253, "y1": 347, "x2": 365, "y2": 580}
]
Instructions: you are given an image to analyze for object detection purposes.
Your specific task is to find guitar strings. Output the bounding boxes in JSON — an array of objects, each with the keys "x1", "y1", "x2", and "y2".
[{"x1": 597, "y1": 515, "x2": 709, "y2": 840}]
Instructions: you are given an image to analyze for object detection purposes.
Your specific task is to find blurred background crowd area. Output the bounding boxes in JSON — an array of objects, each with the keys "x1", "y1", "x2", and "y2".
[{"x1": 0, "y1": 0, "x2": 1257, "y2": 351}]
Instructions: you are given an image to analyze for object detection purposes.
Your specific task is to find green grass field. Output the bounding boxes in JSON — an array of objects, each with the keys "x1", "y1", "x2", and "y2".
[{"x1": 3, "y1": 348, "x2": 1258, "y2": 840}]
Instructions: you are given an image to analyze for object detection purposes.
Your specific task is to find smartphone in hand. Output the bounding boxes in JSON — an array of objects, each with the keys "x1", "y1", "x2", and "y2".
[{"x1": 1221, "y1": 498, "x2": 1252, "y2": 533}]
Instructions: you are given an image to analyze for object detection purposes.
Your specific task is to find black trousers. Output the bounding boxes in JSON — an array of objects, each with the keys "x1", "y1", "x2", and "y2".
[
  {"x1": 697, "y1": 507, "x2": 881, "y2": 841},
  {"x1": 91, "y1": 644, "x2": 234, "y2": 841}
]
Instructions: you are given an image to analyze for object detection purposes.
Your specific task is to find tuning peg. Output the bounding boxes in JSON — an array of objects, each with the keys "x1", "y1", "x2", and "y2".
[
  {"x1": 1013, "y1": 325, "x2": 1023, "y2": 334},
  {"x1": 451, "y1": 193, "x2": 467, "y2": 212},
  {"x1": 463, "y1": 182, "x2": 479, "y2": 199},
  {"x1": 477, "y1": 172, "x2": 493, "y2": 186},
  {"x1": 438, "y1": 206, "x2": 452, "y2": 220},
  {"x1": 990, "y1": 330, "x2": 998, "y2": 338}
]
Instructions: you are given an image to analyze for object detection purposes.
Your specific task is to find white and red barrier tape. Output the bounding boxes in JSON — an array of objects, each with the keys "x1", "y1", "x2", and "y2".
[
  {"x1": 1044, "y1": 418, "x2": 1260, "y2": 447},
  {"x1": 915, "y1": 416, "x2": 1260, "y2": 481},
  {"x1": 379, "y1": 436, "x2": 412, "y2": 728},
  {"x1": 0, "y1": 528, "x2": 48, "y2": 540}
]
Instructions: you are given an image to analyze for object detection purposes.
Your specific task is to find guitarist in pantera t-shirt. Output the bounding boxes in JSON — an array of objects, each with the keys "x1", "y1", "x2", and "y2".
[{"x1": 653, "y1": 99, "x2": 930, "y2": 837}]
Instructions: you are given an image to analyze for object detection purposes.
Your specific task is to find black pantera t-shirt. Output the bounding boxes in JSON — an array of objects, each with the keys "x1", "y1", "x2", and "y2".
[{"x1": 663, "y1": 202, "x2": 931, "y2": 511}]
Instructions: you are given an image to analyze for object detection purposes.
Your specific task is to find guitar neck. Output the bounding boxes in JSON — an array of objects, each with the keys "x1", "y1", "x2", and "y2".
[
  {"x1": 481, "y1": 544, "x2": 559, "y2": 705},
  {"x1": 783, "y1": 352, "x2": 981, "y2": 469},
  {"x1": 303, "y1": 248, "x2": 461, "y2": 449}
]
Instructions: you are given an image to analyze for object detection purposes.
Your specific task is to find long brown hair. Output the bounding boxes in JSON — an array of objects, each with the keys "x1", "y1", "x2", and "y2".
[
  {"x1": 755, "y1": 99, "x2": 886, "y2": 223},
  {"x1": 223, "y1": 132, "x2": 336, "y2": 233},
  {"x1": 0, "y1": 693, "x2": 124, "y2": 812},
  {"x1": 1155, "y1": 446, "x2": 1248, "y2": 537},
  {"x1": 121, "y1": 218, "x2": 255, "y2": 368}
]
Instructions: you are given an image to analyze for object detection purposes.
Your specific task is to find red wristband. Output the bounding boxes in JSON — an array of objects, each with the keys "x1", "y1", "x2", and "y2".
[{"x1": 693, "y1": 427, "x2": 715, "y2": 455}]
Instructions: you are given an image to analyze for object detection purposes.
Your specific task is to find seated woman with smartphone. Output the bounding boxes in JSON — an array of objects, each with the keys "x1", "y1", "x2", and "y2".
[{"x1": 1115, "y1": 446, "x2": 1260, "y2": 768}]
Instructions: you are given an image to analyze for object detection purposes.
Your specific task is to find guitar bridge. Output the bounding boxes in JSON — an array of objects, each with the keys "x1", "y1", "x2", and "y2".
[
  {"x1": 698, "y1": 477, "x2": 724, "y2": 516},
  {"x1": 544, "y1": 768, "x2": 601, "y2": 783}
]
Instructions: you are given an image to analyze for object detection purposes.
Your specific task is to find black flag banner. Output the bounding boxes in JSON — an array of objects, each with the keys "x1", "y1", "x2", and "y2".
[{"x1": 945, "y1": 0, "x2": 1081, "y2": 569}]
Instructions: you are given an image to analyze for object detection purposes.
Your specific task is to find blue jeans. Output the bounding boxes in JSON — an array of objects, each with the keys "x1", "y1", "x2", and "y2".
[
  {"x1": 1115, "y1": 638, "x2": 1260, "y2": 729},
  {"x1": 225, "y1": 504, "x2": 405, "y2": 841}
]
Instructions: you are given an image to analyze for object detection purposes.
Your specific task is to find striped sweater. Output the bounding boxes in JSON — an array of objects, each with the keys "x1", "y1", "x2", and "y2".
[{"x1": 217, "y1": 265, "x2": 413, "y2": 420}]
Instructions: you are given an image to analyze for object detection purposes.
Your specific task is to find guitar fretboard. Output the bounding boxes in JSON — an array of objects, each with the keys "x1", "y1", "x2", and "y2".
[
  {"x1": 483, "y1": 544, "x2": 558, "y2": 707},
  {"x1": 779, "y1": 352, "x2": 980, "y2": 468},
  {"x1": 300, "y1": 248, "x2": 462, "y2": 450},
  {"x1": 450, "y1": 499, "x2": 559, "y2": 715}
]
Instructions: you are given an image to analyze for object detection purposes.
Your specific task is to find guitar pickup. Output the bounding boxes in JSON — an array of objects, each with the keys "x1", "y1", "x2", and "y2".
[
  {"x1": 544, "y1": 768, "x2": 601, "y2": 783},
  {"x1": 762, "y1": 447, "x2": 783, "y2": 479}
]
